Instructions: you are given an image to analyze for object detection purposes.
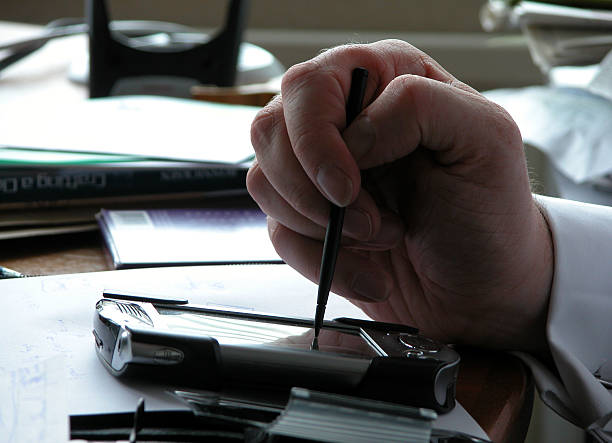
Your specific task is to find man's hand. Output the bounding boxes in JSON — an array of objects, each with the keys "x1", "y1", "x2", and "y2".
[{"x1": 246, "y1": 40, "x2": 553, "y2": 353}]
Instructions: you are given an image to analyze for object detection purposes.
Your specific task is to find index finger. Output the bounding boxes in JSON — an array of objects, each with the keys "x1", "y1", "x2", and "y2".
[{"x1": 281, "y1": 39, "x2": 462, "y2": 207}]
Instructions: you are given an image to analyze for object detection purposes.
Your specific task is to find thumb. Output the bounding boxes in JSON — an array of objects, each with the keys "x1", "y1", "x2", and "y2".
[{"x1": 343, "y1": 74, "x2": 523, "y2": 173}]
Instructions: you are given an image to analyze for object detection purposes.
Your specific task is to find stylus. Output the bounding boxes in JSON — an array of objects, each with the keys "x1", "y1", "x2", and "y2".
[{"x1": 312, "y1": 67, "x2": 368, "y2": 350}]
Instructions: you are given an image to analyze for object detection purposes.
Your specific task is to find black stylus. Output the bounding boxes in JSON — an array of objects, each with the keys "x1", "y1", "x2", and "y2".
[{"x1": 312, "y1": 67, "x2": 368, "y2": 350}]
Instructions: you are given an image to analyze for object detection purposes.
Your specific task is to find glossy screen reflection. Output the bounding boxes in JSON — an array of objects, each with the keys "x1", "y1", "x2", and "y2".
[{"x1": 156, "y1": 307, "x2": 379, "y2": 358}]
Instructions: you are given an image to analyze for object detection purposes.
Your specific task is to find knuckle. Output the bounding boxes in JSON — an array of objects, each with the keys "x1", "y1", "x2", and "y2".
[
  {"x1": 322, "y1": 42, "x2": 389, "y2": 80},
  {"x1": 250, "y1": 106, "x2": 278, "y2": 154},
  {"x1": 326, "y1": 42, "x2": 370, "y2": 60},
  {"x1": 250, "y1": 113, "x2": 271, "y2": 152},
  {"x1": 379, "y1": 39, "x2": 420, "y2": 65},
  {"x1": 281, "y1": 60, "x2": 320, "y2": 95},
  {"x1": 379, "y1": 38, "x2": 414, "y2": 50},
  {"x1": 486, "y1": 101, "x2": 524, "y2": 154},
  {"x1": 374, "y1": 39, "x2": 428, "y2": 73},
  {"x1": 245, "y1": 162, "x2": 264, "y2": 197},
  {"x1": 391, "y1": 74, "x2": 426, "y2": 101},
  {"x1": 267, "y1": 218, "x2": 283, "y2": 245},
  {"x1": 245, "y1": 163, "x2": 277, "y2": 215},
  {"x1": 267, "y1": 219, "x2": 291, "y2": 261},
  {"x1": 386, "y1": 75, "x2": 428, "y2": 159},
  {"x1": 411, "y1": 50, "x2": 439, "y2": 76}
]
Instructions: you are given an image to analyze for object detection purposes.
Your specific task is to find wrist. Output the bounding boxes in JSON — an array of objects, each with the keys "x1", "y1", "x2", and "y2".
[
  {"x1": 509, "y1": 200, "x2": 554, "y2": 354},
  {"x1": 465, "y1": 200, "x2": 554, "y2": 353}
]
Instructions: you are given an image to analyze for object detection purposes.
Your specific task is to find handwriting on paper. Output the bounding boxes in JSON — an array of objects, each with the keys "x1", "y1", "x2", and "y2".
[{"x1": 0, "y1": 357, "x2": 67, "y2": 443}]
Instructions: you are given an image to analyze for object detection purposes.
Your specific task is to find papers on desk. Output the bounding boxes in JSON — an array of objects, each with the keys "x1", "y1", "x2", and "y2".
[
  {"x1": 0, "y1": 265, "x2": 489, "y2": 441},
  {"x1": 484, "y1": 85, "x2": 612, "y2": 184},
  {"x1": 0, "y1": 95, "x2": 258, "y2": 164},
  {"x1": 482, "y1": 1, "x2": 612, "y2": 71},
  {"x1": 0, "y1": 265, "x2": 368, "y2": 414},
  {"x1": 512, "y1": 1, "x2": 612, "y2": 29},
  {"x1": 0, "y1": 95, "x2": 256, "y2": 239},
  {"x1": 0, "y1": 357, "x2": 68, "y2": 442}
]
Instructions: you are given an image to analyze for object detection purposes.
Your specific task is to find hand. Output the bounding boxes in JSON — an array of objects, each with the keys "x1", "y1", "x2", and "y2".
[{"x1": 246, "y1": 40, "x2": 553, "y2": 353}]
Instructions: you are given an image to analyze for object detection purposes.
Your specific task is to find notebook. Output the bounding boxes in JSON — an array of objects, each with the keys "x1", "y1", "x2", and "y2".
[{"x1": 97, "y1": 208, "x2": 283, "y2": 269}]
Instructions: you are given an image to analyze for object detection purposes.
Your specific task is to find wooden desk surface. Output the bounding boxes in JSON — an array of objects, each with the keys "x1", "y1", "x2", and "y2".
[{"x1": 0, "y1": 21, "x2": 533, "y2": 443}]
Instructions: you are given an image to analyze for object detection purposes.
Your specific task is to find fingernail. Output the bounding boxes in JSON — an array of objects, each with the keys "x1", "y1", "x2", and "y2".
[
  {"x1": 351, "y1": 272, "x2": 390, "y2": 301},
  {"x1": 344, "y1": 208, "x2": 373, "y2": 240},
  {"x1": 316, "y1": 163, "x2": 353, "y2": 207},
  {"x1": 344, "y1": 115, "x2": 375, "y2": 162}
]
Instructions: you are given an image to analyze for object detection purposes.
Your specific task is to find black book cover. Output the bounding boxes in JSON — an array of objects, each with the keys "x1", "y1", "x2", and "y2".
[{"x1": 0, "y1": 166, "x2": 248, "y2": 207}]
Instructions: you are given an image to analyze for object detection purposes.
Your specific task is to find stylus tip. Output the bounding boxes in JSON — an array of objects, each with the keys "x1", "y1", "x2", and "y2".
[{"x1": 311, "y1": 336, "x2": 319, "y2": 351}]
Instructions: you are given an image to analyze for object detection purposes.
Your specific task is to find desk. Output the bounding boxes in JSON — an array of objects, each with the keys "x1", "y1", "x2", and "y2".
[
  {"x1": 0, "y1": 231, "x2": 534, "y2": 443},
  {"x1": 0, "y1": 21, "x2": 534, "y2": 443}
]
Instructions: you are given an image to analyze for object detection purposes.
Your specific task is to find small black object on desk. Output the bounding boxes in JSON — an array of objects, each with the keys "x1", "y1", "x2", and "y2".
[{"x1": 87, "y1": 0, "x2": 250, "y2": 98}]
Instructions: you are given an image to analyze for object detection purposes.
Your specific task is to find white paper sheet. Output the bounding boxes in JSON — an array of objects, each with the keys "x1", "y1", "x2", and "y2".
[
  {"x1": 484, "y1": 86, "x2": 612, "y2": 184},
  {"x1": 588, "y1": 49, "x2": 612, "y2": 102},
  {"x1": 0, "y1": 265, "x2": 489, "y2": 441},
  {"x1": 0, "y1": 95, "x2": 258, "y2": 164},
  {"x1": 515, "y1": 1, "x2": 612, "y2": 28}
]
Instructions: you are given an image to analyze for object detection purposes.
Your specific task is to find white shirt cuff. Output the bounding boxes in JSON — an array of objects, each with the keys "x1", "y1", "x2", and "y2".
[{"x1": 518, "y1": 195, "x2": 612, "y2": 431}]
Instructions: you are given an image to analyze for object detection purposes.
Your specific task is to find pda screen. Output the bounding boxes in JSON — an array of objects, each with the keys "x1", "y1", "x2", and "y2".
[{"x1": 156, "y1": 307, "x2": 379, "y2": 358}]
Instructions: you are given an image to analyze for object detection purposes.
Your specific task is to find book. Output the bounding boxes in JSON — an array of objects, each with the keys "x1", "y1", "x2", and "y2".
[
  {"x1": 0, "y1": 163, "x2": 248, "y2": 209},
  {"x1": 97, "y1": 208, "x2": 283, "y2": 269},
  {"x1": 0, "y1": 94, "x2": 257, "y2": 211},
  {"x1": 0, "y1": 195, "x2": 234, "y2": 240}
]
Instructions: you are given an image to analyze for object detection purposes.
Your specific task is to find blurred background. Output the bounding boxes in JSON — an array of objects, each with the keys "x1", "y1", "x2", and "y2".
[{"x1": 0, "y1": 0, "x2": 545, "y2": 91}]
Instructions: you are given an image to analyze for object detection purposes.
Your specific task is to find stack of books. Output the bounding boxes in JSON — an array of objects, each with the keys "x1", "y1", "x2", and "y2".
[{"x1": 0, "y1": 95, "x2": 259, "y2": 239}]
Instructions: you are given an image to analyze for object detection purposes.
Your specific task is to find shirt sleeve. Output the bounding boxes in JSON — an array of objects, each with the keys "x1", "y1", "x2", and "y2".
[{"x1": 516, "y1": 195, "x2": 612, "y2": 438}]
